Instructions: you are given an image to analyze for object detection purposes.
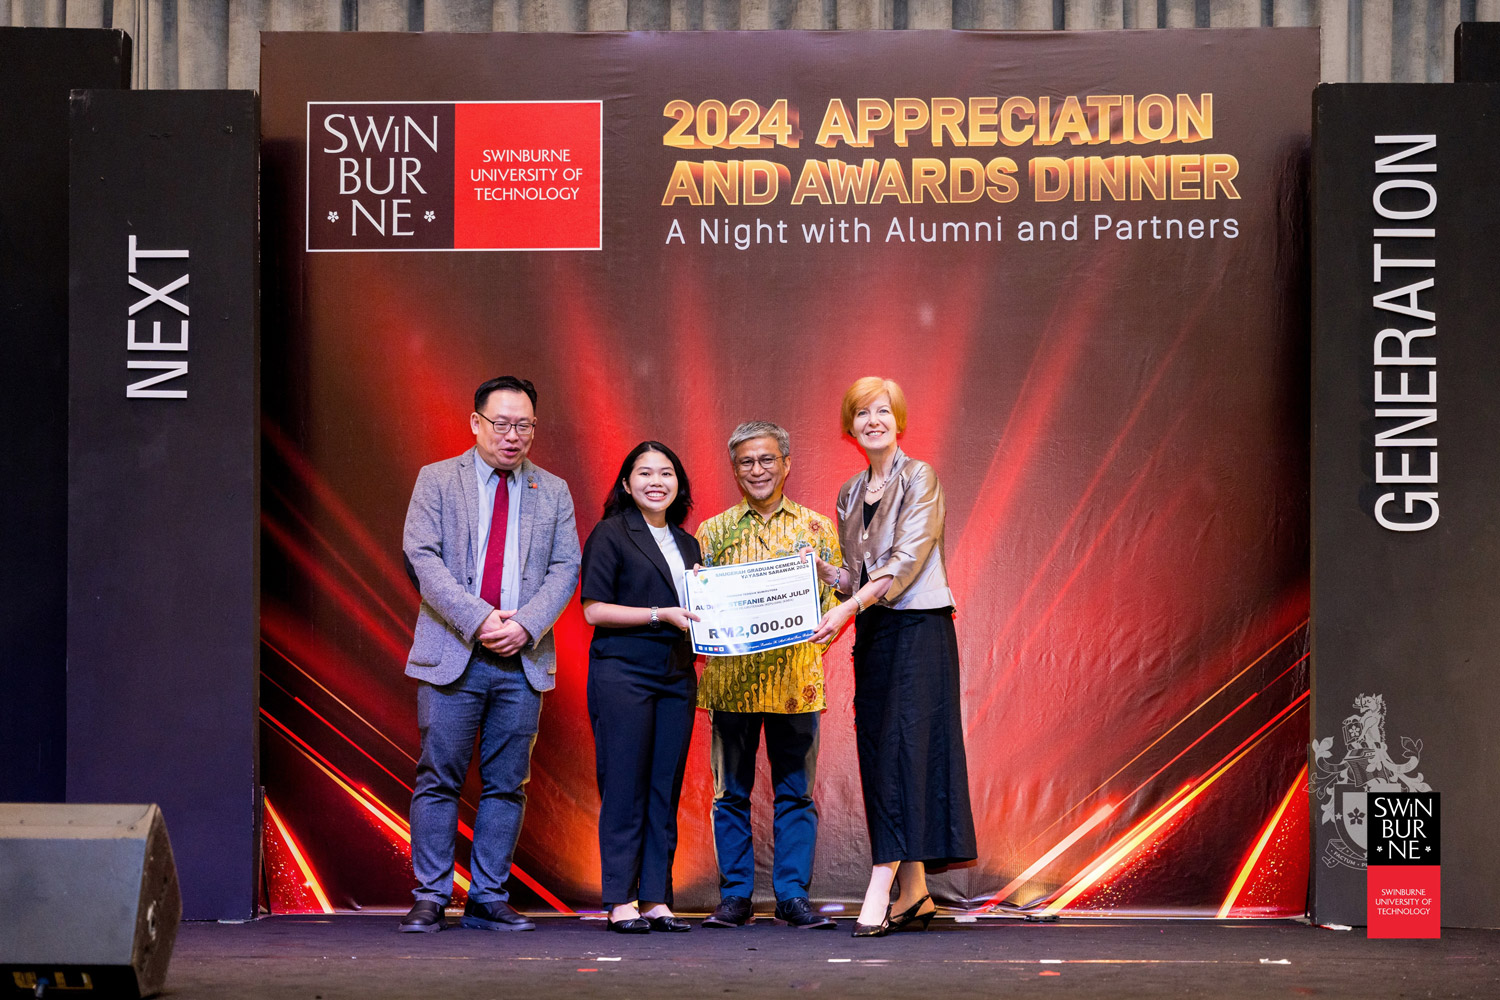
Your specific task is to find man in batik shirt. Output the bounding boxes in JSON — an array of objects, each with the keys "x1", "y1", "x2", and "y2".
[{"x1": 695, "y1": 421, "x2": 842, "y2": 930}]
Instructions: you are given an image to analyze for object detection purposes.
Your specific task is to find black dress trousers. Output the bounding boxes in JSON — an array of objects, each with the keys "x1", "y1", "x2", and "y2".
[
  {"x1": 587, "y1": 634, "x2": 696, "y2": 906},
  {"x1": 580, "y1": 508, "x2": 702, "y2": 906}
]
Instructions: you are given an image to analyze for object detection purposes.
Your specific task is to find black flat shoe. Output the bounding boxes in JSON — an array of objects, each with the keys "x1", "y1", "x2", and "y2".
[
  {"x1": 888, "y1": 895, "x2": 936, "y2": 932},
  {"x1": 398, "y1": 900, "x2": 446, "y2": 933},
  {"x1": 851, "y1": 905, "x2": 891, "y2": 938},
  {"x1": 460, "y1": 898, "x2": 536, "y2": 931},
  {"x1": 607, "y1": 915, "x2": 651, "y2": 934},
  {"x1": 646, "y1": 914, "x2": 692, "y2": 932}
]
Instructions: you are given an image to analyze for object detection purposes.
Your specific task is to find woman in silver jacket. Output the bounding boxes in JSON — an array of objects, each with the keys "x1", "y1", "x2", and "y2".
[{"x1": 811, "y1": 377, "x2": 977, "y2": 937}]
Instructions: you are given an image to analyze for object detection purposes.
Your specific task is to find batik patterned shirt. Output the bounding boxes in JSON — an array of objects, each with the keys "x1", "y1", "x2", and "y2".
[{"x1": 694, "y1": 497, "x2": 842, "y2": 713}]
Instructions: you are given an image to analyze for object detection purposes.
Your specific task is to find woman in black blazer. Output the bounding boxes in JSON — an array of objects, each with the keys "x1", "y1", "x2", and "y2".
[{"x1": 580, "y1": 441, "x2": 702, "y2": 933}]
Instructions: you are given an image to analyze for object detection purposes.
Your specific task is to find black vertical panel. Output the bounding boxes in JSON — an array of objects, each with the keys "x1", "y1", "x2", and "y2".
[
  {"x1": 68, "y1": 90, "x2": 260, "y2": 921},
  {"x1": 1312, "y1": 84, "x2": 1500, "y2": 929},
  {"x1": 0, "y1": 28, "x2": 130, "y2": 803},
  {"x1": 1454, "y1": 21, "x2": 1500, "y2": 82}
]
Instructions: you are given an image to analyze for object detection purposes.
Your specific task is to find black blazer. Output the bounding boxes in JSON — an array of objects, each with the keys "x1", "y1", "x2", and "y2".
[{"x1": 580, "y1": 507, "x2": 702, "y2": 662}]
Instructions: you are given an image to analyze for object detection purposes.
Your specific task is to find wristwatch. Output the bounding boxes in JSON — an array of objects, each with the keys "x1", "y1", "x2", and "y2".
[{"x1": 650, "y1": 606, "x2": 660, "y2": 629}]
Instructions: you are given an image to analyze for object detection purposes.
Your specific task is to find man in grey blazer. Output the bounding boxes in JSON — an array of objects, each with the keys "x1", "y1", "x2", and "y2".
[{"x1": 399, "y1": 375, "x2": 581, "y2": 933}]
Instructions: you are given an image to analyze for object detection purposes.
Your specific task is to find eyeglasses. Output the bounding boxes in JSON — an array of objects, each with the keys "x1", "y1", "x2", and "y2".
[
  {"x1": 477, "y1": 414, "x2": 536, "y2": 436},
  {"x1": 734, "y1": 455, "x2": 783, "y2": 472}
]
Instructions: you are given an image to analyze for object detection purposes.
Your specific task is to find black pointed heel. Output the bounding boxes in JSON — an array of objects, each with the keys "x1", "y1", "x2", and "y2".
[
  {"x1": 851, "y1": 904, "x2": 891, "y2": 938},
  {"x1": 889, "y1": 895, "x2": 936, "y2": 932}
]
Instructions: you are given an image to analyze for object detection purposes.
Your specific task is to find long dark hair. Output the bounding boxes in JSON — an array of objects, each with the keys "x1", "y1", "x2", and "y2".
[{"x1": 602, "y1": 441, "x2": 693, "y2": 526}]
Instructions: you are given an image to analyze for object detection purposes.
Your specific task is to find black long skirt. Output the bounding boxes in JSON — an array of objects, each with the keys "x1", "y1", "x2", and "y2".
[{"x1": 852, "y1": 606, "x2": 978, "y2": 867}]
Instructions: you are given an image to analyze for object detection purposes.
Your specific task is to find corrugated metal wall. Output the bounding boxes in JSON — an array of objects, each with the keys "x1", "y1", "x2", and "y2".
[{"x1": 2, "y1": 1, "x2": 1496, "y2": 90}]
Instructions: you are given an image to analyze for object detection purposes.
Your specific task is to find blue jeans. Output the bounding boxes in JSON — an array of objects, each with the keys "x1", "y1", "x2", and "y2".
[
  {"x1": 410, "y1": 650, "x2": 541, "y2": 905},
  {"x1": 709, "y1": 710, "x2": 820, "y2": 902}
]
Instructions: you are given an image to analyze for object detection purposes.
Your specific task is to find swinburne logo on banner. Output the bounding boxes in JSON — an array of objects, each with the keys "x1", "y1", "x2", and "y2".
[
  {"x1": 1367, "y1": 792, "x2": 1440, "y2": 938},
  {"x1": 306, "y1": 101, "x2": 602, "y2": 252}
]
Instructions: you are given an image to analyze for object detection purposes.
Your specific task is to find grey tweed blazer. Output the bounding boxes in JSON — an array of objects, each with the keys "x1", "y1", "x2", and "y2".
[{"x1": 402, "y1": 450, "x2": 581, "y2": 691}]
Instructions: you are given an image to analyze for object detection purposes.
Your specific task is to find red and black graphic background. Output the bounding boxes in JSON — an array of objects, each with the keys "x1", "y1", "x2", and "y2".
[{"x1": 259, "y1": 29, "x2": 1317, "y2": 915}]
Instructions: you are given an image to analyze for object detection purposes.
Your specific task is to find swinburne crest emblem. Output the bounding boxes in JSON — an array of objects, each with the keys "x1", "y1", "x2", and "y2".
[
  {"x1": 1312, "y1": 694, "x2": 1430, "y2": 869},
  {"x1": 1337, "y1": 789, "x2": 1368, "y2": 851}
]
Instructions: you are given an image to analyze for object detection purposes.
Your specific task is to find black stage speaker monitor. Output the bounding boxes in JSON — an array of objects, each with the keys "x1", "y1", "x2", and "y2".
[{"x1": 0, "y1": 804, "x2": 180, "y2": 998}]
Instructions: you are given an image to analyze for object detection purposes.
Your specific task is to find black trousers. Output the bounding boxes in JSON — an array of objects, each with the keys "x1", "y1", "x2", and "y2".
[{"x1": 587, "y1": 636, "x2": 697, "y2": 907}]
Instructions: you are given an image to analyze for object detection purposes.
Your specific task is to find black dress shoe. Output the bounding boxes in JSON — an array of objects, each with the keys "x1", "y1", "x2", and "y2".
[
  {"x1": 399, "y1": 900, "x2": 446, "y2": 933},
  {"x1": 606, "y1": 914, "x2": 651, "y2": 934},
  {"x1": 460, "y1": 898, "x2": 536, "y2": 931},
  {"x1": 888, "y1": 895, "x2": 936, "y2": 932},
  {"x1": 646, "y1": 914, "x2": 693, "y2": 932},
  {"x1": 702, "y1": 895, "x2": 753, "y2": 928},
  {"x1": 851, "y1": 905, "x2": 891, "y2": 938},
  {"x1": 773, "y1": 897, "x2": 837, "y2": 929}
]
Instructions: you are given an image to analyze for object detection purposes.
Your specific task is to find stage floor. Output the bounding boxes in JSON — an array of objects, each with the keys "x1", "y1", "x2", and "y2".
[{"x1": 167, "y1": 914, "x2": 1499, "y2": 999}]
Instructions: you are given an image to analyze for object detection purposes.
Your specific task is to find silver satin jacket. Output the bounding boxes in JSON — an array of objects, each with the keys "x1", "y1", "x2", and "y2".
[{"x1": 835, "y1": 447, "x2": 956, "y2": 611}]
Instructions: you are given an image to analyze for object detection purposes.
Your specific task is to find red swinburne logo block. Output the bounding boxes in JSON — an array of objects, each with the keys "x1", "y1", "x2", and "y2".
[
  {"x1": 454, "y1": 102, "x2": 602, "y2": 250},
  {"x1": 1368, "y1": 865, "x2": 1440, "y2": 938}
]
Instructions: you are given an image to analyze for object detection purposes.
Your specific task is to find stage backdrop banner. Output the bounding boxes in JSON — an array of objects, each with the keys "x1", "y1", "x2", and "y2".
[
  {"x1": 68, "y1": 90, "x2": 261, "y2": 921},
  {"x1": 0, "y1": 27, "x2": 130, "y2": 804},
  {"x1": 1455, "y1": 21, "x2": 1500, "y2": 82},
  {"x1": 260, "y1": 30, "x2": 1316, "y2": 915},
  {"x1": 1311, "y1": 84, "x2": 1500, "y2": 930}
]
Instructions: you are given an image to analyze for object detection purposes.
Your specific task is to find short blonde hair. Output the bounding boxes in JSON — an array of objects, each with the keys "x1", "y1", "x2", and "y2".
[{"x1": 840, "y1": 377, "x2": 908, "y2": 434}]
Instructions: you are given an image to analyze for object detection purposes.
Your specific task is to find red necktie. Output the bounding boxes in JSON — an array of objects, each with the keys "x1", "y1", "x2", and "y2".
[{"x1": 480, "y1": 471, "x2": 509, "y2": 607}]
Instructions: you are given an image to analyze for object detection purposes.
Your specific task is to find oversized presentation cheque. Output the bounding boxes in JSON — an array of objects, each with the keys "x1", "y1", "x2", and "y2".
[{"x1": 686, "y1": 554, "x2": 822, "y2": 656}]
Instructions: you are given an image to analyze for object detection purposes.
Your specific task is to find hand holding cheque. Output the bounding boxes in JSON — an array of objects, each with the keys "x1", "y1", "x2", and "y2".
[{"x1": 685, "y1": 554, "x2": 824, "y2": 656}]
